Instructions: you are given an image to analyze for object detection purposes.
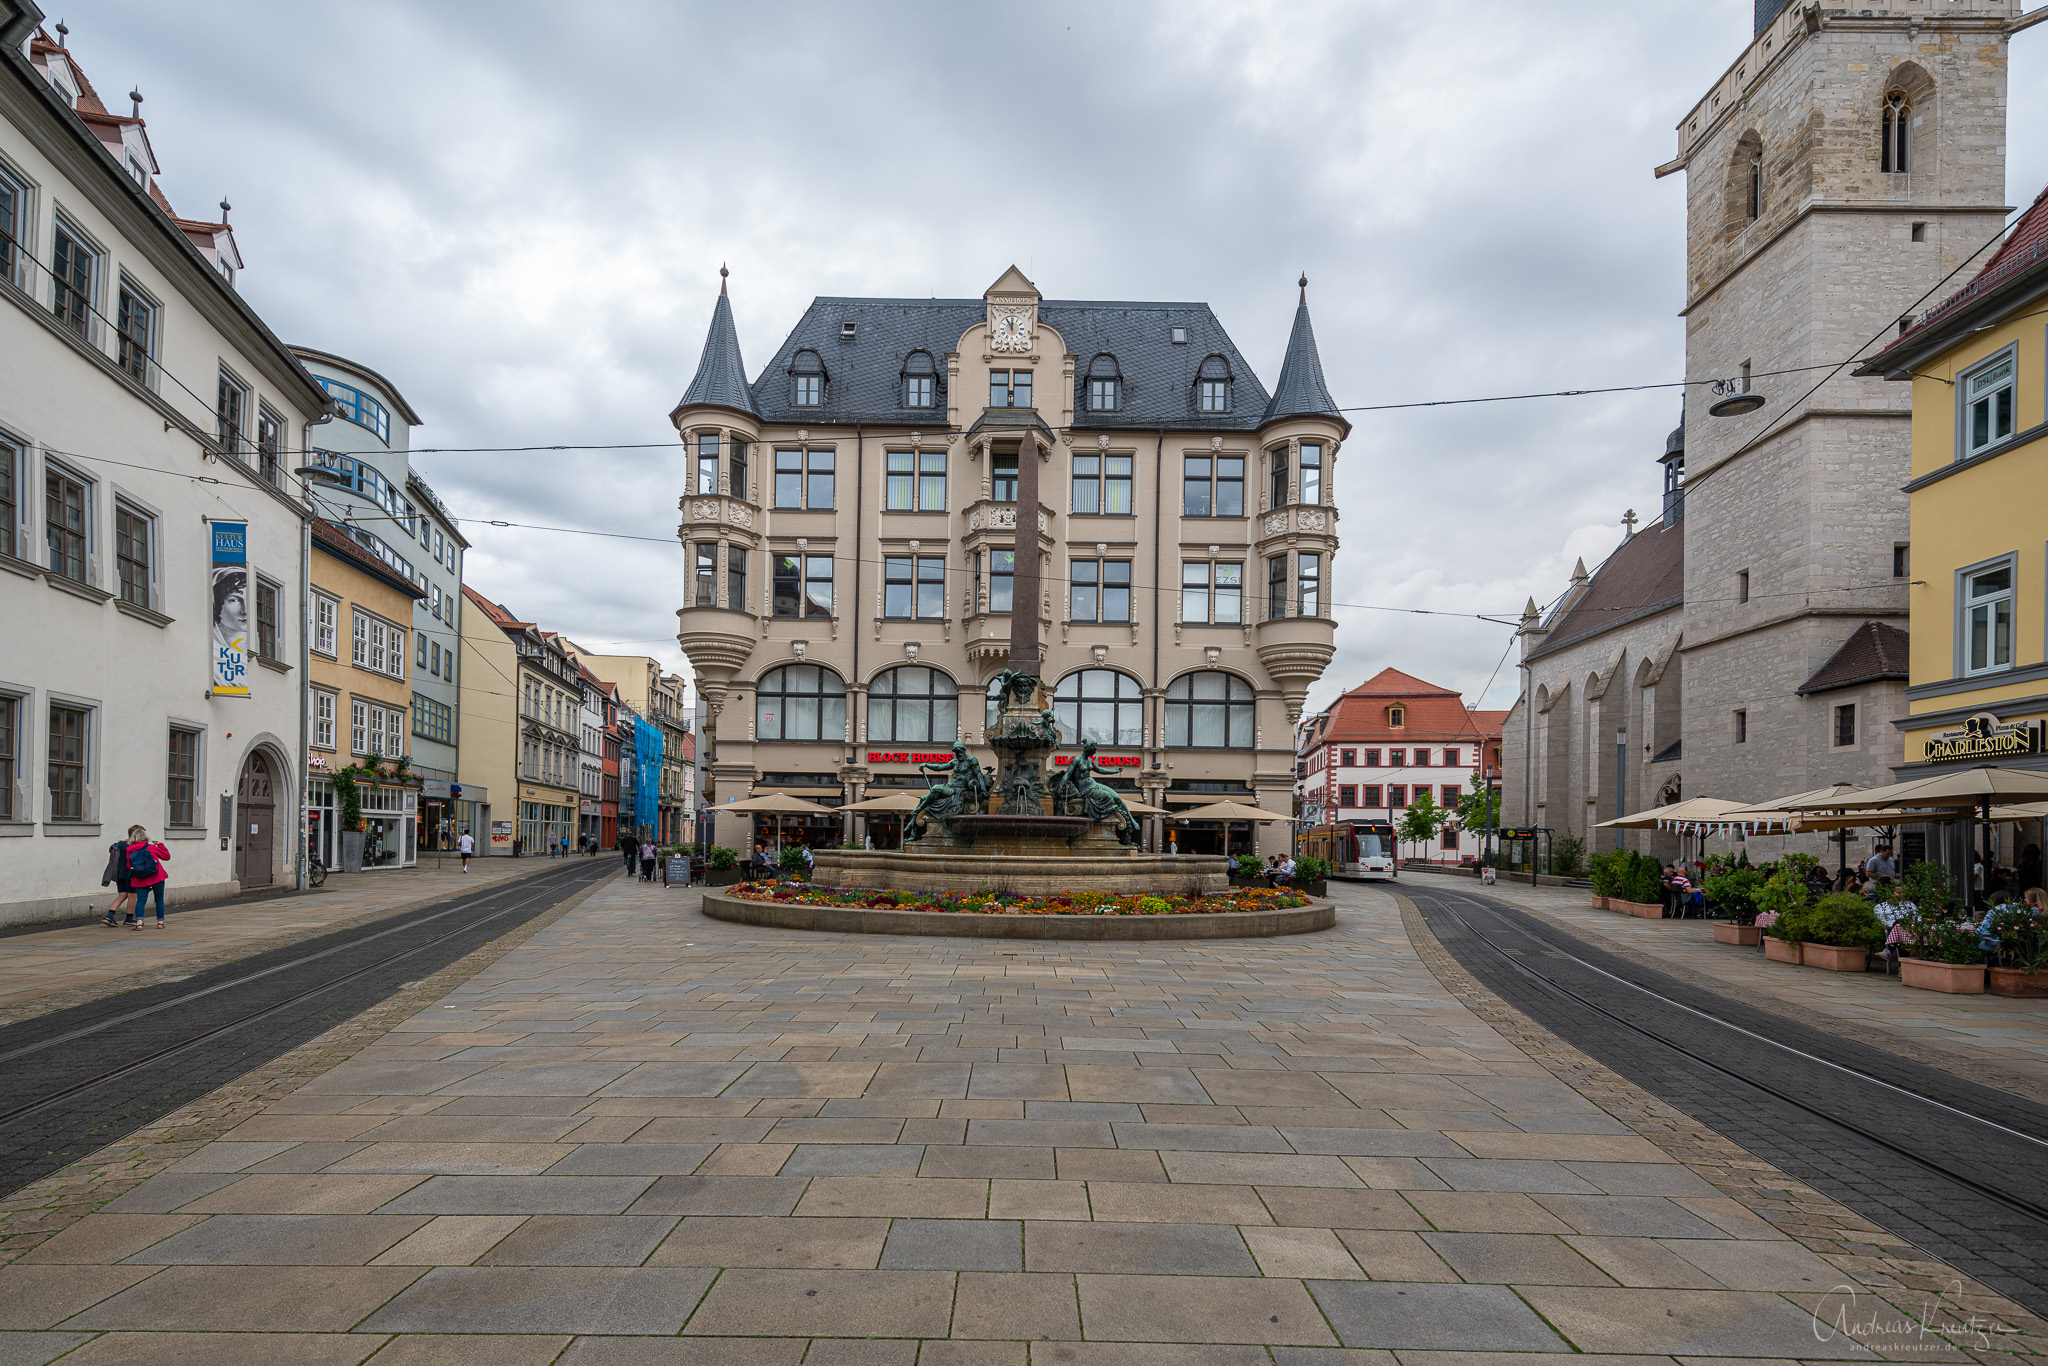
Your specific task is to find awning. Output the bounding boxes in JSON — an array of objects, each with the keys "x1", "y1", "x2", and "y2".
[{"x1": 751, "y1": 787, "x2": 845, "y2": 799}]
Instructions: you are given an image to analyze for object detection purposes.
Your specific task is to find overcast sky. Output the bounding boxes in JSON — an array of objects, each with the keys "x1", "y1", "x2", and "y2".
[{"x1": 68, "y1": 0, "x2": 2048, "y2": 715}]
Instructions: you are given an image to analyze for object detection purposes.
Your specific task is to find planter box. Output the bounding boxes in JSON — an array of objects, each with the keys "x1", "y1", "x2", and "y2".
[
  {"x1": 1591, "y1": 896, "x2": 1610, "y2": 910},
  {"x1": 1612, "y1": 898, "x2": 1664, "y2": 919},
  {"x1": 1900, "y1": 958, "x2": 1986, "y2": 994},
  {"x1": 1801, "y1": 943, "x2": 1870, "y2": 973},
  {"x1": 704, "y1": 868, "x2": 743, "y2": 886},
  {"x1": 1712, "y1": 923, "x2": 1761, "y2": 946},
  {"x1": 1298, "y1": 879, "x2": 1328, "y2": 898},
  {"x1": 1763, "y1": 936, "x2": 1800, "y2": 964},
  {"x1": 339, "y1": 830, "x2": 365, "y2": 875},
  {"x1": 1987, "y1": 967, "x2": 2048, "y2": 998}
]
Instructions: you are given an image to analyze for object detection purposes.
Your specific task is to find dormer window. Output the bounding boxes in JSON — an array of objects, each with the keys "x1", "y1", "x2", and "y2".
[
  {"x1": 840, "y1": 321, "x2": 858, "y2": 340},
  {"x1": 790, "y1": 349, "x2": 824, "y2": 407},
  {"x1": 1197, "y1": 355, "x2": 1232, "y2": 413},
  {"x1": 126, "y1": 155, "x2": 147, "y2": 188},
  {"x1": 1387, "y1": 704, "x2": 1405, "y2": 729},
  {"x1": 902, "y1": 350, "x2": 936, "y2": 408},
  {"x1": 1086, "y1": 354, "x2": 1121, "y2": 412}
]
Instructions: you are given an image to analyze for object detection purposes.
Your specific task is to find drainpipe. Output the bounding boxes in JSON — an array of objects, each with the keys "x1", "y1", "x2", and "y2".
[
  {"x1": 1152, "y1": 427, "x2": 1165, "y2": 851},
  {"x1": 850, "y1": 424, "x2": 863, "y2": 846},
  {"x1": 296, "y1": 414, "x2": 332, "y2": 889}
]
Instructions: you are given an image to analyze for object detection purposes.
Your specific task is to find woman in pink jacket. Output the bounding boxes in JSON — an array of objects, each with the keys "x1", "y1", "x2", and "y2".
[{"x1": 123, "y1": 824, "x2": 171, "y2": 929}]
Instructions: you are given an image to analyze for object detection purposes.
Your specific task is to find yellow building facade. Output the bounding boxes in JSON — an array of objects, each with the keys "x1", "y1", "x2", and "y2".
[{"x1": 1858, "y1": 188, "x2": 2048, "y2": 865}]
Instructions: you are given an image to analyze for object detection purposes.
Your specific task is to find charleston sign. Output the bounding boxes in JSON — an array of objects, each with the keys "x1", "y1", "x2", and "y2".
[{"x1": 1923, "y1": 713, "x2": 2045, "y2": 764}]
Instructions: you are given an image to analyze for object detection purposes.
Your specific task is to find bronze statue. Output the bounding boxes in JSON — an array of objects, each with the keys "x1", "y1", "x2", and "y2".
[
  {"x1": 1054, "y1": 740, "x2": 1141, "y2": 845},
  {"x1": 908, "y1": 743, "x2": 992, "y2": 840}
]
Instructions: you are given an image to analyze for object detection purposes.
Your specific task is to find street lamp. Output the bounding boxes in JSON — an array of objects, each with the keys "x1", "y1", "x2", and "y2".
[
  {"x1": 1705, "y1": 378, "x2": 1765, "y2": 418},
  {"x1": 1614, "y1": 725, "x2": 1627, "y2": 850}
]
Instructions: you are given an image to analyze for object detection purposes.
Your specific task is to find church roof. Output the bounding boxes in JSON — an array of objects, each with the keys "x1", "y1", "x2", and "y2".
[
  {"x1": 1797, "y1": 621, "x2": 1910, "y2": 695},
  {"x1": 1260, "y1": 279, "x2": 1348, "y2": 432},
  {"x1": 1527, "y1": 517, "x2": 1686, "y2": 662},
  {"x1": 675, "y1": 272, "x2": 759, "y2": 418}
]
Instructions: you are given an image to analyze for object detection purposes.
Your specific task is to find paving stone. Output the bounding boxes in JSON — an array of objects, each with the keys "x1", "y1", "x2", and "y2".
[
  {"x1": 1657, "y1": 1237, "x2": 1847, "y2": 1291},
  {"x1": 798, "y1": 1342, "x2": 919, "y2": 1366},
  {"x1": 966, "y1": 1120, "x2": 1114, "y2": 1149},
  {"x1": 1026, "y1": 1346, "x2": 1270, "y2": 1366},
  {"x1": 723, "y1": 1063, "x2": 880, "y2": 1098},
  {"x1": 543, "y1": 1143, "x2": 717, "y2": 1176},
  {"x1": 951, "y1": 1271, "x2": 1081, "y2": 1340},
  {"x1": 1401, "y1": 1192, "x2": 1574, "y2": 1234},
  {"x1": 795, "y1": 1178, "x2": 988, "y2": 1220},
  {"x1": 767, "y1": 1119, "x2": 907, "y2": 1145},
  {"x1": 371, "y1": 1215, "x2": 530, "y2": 1266},
  {"x1": 0, "y1": 1265, "x2": 161, "y2": 1329},
  {"x1": 123, "y1": 1213, "x2": 427, "y2": 1265},
  {"x1": 647, "y1": 1215, "x2": 888, "y2": 1269},
  {"x1": 0, "y1": 1333, "x2": 98, "y2": 1366},
  {"x1": 175, "y1": 1173, "x2": 429, "y2": 1214},
  {"x1": 917, "y1": 1342, "x2": 1030, "y2": 1366},
  {"x1": 1240, "y1": 1227, "x2": 1368, "y2": 1279},
  {"x1": 1308, "y1": 1282, "x2": 1569, "y2": 1351},
  {"x1": 1064, "y1": 1068, "x2": 1210, "y2": 1105},
  {"x1": 1053, "y1": 1148, "x2": 1166, "y2": 1183},
  {"x1": 47, "y1": 1332, "x2": 384, "y2": 1365},
  {"x1": 1280, "y1": 1130, "x2": 1467, "y2": 1158},
  {"x1": 96, "y1": 1171, "x2": 243, "y2": 1213},
  {"x1": 360, "y1": 1265, "x2": 712, "y2": 1333},
  {"x1": 379, "y1": 1175, "x2": 655, "y2": 1216},
  {"x1": 966, "y1": 1065, "x2": 1070, "y2": 1100},
  {"x1": 1331, "y1": 1232, "x2": 1461, "y2": 1283},
  {"x1": 1085, "y1": 1181, "x2": 1270, "y2": 1225},
  {"x1": 438, "y1": 1063, "x2": 640, "y2": 1097},
  {"x1": 1075, "y1": 1273, "x2": 1337, "y2": 1345},
  {"x1": 987, "y1": 1180, "x2": 1091, "y2": 1222},
  {"x1": 782, "y1": 1144, "x2": 924, "y2": 1176},
  {"x1": 476, "y1": 1214, "x2": 678, "y2": 1265},
  {"x1": 358, "y1": 1334, "x2": 571, "y2": 1366},
  {"x1": 1560, "y1": 1236, "x2": 1727, "y2": 1290},
  {"x1": 1556, "y1": 1162, "x2": 1719, "y2": 1197},
  {"x1": 1023, "y1": 1221, "x2": 1255, "y2": 1276},
  {"x1": 1531, "y1": 1196, "x2": 1734, "y2": 1240},
  {"x1": 881, "y1": 1218, "x2": 1022, "y2": 1271},
  {"x1": 1421, "y1": 1232, "x2": 1617, "y2": 1286},
  {"x1": 1259, "y1": 1187, "x2": 1428, "y2": 1231},
  {"x1": 1160, "y1": 1153, "x2": 1363, "y2": 1188},
  {"x1": 326, "y1": 1142, "x2": 576, "y2": 1176},
  {"x1": 1191, "y1": 1069, "x2": 1353, "y2": 1108},
  {"x1": 681, "y1": 1267, "x2": 955, "y2": 1338},
  {"x1": 16, "y1": 1213, "x2": 200, "y2": 1264},
  {"x1": 1108, "y1": 1123, "x2": 1291, "y2": 1153},
  {"x1": 62, "y1": 1264, "x2": 422, "y2": 1331},
  {"x1": 920, "y1": 1145, "x2": 1055, "y2": 1181},
  {"x1": 553, "y1": 1339, "x2": 805, "y2": 1366},
  {"x1": 625, "y1": 1175, "x2": 807, "y2": 1216},
  {"x1": 1515, "y1": 1286, "x2": 1878, "y2": 1358},
  {"x1": 356, "y1": 1115, "x2": 585, "y2": 1143},
  {"x1": 592, "y1": 1063, "x2": 750, "y2": 1096}
]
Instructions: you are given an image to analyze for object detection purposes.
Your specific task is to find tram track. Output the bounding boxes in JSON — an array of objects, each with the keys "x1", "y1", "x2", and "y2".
[
  {"x1": 0, "y1": 860, "x2": 611, "y2": 1199},
  {"x1": 1406, "y1": 885, "x2": 2048, "y2": 1315}
]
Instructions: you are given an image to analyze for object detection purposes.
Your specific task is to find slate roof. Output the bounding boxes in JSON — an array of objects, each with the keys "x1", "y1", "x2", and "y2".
[
  {"x1": 1261, "y1": 286, "x2": 1348, "y2": 432},
  {"x1": 1797, "y1": 621, "x2": 1911, "y2": 695},
  {"x1": 311, "y1": 519, "x2": 427, "y2": 600},
  {"x1": 677, "y1": 275, "x2": 759, "y2": 418},
  {"x1": 1527, "y1": 517, "x2": 1685, "y2": 662}
]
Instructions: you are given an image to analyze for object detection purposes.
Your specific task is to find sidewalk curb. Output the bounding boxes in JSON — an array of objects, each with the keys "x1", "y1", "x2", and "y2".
[
  {"x1": 1395, "y1": 891, "x2": 2046, "y2": 1350},
  {"x1": 0, "y1": 866, "x2": 627, "y2": 1263}
]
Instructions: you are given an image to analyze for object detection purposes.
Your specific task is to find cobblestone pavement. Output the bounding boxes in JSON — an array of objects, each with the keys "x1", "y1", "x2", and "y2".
[
  {"x1": 0, "y1": 876, "x2": 2042, "y2": 1363},
  {"x1": 0, "y1": 854, "x2": 590, "y2": 1028},
  {"x1": 1399, "y1": 871, "x2": 2048, "y2": 1104}
]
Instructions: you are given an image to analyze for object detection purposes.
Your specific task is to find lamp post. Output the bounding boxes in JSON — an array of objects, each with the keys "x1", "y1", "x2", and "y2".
[{"x1": 1614, "y1": 725, "x2": 1627, "y2": 850}]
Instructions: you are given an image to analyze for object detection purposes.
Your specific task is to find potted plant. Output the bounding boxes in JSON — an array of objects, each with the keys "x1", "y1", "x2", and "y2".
[
  {"x1": 1612, "y1": 852, "x2": 1666, "y2": 918},
  {"x1": 1293, "y1": 855, "x2": 1332, "y2": 897},
  {"x1": 1587, "y1": 851, "x2": 1623, "y2": 910},
  {"x1": 1231, "y1": 854, "x2": 1265, "y2": 887},
  {"x1": 778, "y1": 844, "x2": 812, "y2": 880},
  {"x1": 703, "y1": 845, "x2": 743, "y2": 886},
  {"x1": 1756, "y1": 867, "x2": 1810, "y2": 964},
  {"x1": 1704, "y1": 866, "x2": 1764, "y2": 944},
  {"x1": 1984, "y1": 902, "x2": 2048, "y2": 997},
  {"x1": 1896, "y1": 906, "x2": 1987, "y2": 993},
  {"x1": 1789, "y1": 893, "x2": 1885, "y2": 972}
]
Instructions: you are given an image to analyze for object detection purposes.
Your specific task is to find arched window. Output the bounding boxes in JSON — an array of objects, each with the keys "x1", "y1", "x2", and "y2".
[
  {"x1": 901, "y1": 351, "x2": 936, "y2": 409},
  {"x1": 1196, "y1": 355, "x2": 1232, "y2": 413},
  {"x1": 1086, "y1": 354, "x2": 1121, "y2": 412},
  {"x1": 868, "y1": 666, "x2": 958, "y2": 744},
  {"x1": 1727, "y1": 131, "x2": 1763, "y2": 233},
  {"x1": 1053, "y1": 669, "x2": 1145, "y2": 747},
  {"x1": 1164, "y1": 671, "x2": 1254, "y2": 749},
  {"x1": 790, "y1": 350, "x2": 825, "y2": 408},
  {"x1": 1881, "y1": 89, "x2": 1910, "y2": 173},
  {"x1": 756, "y1": 663, "x2": 847, "y2": 741}
]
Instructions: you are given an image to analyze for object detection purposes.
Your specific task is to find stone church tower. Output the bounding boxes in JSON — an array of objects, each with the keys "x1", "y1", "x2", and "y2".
[{"x1": 1661, "y1": 0, "x2": 2018, "y2": 816}]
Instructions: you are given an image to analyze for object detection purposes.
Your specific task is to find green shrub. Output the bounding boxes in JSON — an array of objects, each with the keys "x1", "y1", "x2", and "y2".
[
  {"x1": 1797, "y1": 893, "x2": 1886, "y2": 951},
  {"x1": 1549, "y1": 835, "x2": 1586, "y2": 879},
  {"x1": 1987, "y1": 904, "x2": 2048, "y2": 971},
  {"x1": 778, "y1": 845, "x2": 811, "y2": 874},
  {"x1": 1588, "y1": 851, "x2": 1625, "y2": 898},
  {"x1": 1294, "y1": 856, "x2": 1332, "y2": 882},
  {"x1": 1779, "y1": 852, "x2": 1822, "y2": 883},
  {"x1": 1620, "y1": 851, "x2": 1664, "y2": 905},
  {"x1": 1703, "y1": 867, "x2": 1764, "y2": 925},
  {"x1": 1756, "y1": 868, "x2": 1811, "y2": 932},
  {"x1": 1897, "y1": 909, "x2": 1983, "y2": 965},
  {"x1": 1233, "y1": 855, "x2": 1266, "y2": 879},
  {"x1": 1901, "y1": 860, "x2": 1957, "y2": 913},
  {"x1": 706, "y1": 845, "x2": 738, "y2": 870}
]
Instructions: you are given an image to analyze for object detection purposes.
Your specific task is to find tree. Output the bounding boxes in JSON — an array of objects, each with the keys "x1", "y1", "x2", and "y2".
[
  {"x1": 1397, "y1": 790, "x2": 1449, "y2": 861},
  {"x1": 1450, "y1": 771, "x2": 1497, "y2": 840}
]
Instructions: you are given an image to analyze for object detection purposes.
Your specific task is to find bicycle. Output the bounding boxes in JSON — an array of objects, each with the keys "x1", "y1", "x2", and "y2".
[{"x1": 306, "y1": 855, "x2": 328, "y2": 889}]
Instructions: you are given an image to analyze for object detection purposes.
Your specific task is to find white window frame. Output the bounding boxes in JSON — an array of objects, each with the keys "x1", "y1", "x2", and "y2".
[
  {"x1": 313, "y1": 688, "x2": 337, "y2": 750},
  {"x1": 111, "y1": 494, "x2": 158, "y2": 611},
  {"x1": 0, "y1": 682, "x2": 30, "y2": 824},
  {"x1": 43, "y1": 692, "x2": 98, "y2": 827},
  {"x1": 49, "y1": 213, "x2": 100, "y2": 345},
  {"x1": 216, "y1": 365, "x2": 252, "y2": 455},
  {"x1": 313, "y1": 592, "x2": 339, "y2": 657},
  {"x1": 0, "y1": 429, "x2": 26, "y2": 564},
  {"x1": 114, "y1": 274, "x2": 159, "y2": 389},
  {"x1": 351, "y1": 697, "x2": 368, "y2": 754},
  {"x1": 0, "y1": 157, "x2": 33, "y2": 292},
  {"x1": 42, "y1": 455, "x2": 96, "y2": 587},
  {"x1": 1959, "y1": 345, "x2": 2018, "y2": 460},
  {"x1": 165, "y1": 722, "x2": 204, "y2": 829},
  {"x1": 1829, "y1": 700, "x2": 1859, "y2": 752},
  {"x1": 1958, "y1": 553, "x2": 2017, "y2": 678}
]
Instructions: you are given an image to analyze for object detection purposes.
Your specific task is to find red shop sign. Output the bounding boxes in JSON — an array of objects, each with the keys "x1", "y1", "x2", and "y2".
[
  {"x1": 865, "y1": 751, "x2": 956, "y2": 764},
  {"x1": 1052, "y1": 753, "x2": 1140, "y2": 767}
]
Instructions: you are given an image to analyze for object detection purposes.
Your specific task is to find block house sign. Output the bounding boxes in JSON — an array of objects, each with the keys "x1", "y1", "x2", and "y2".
[{"x1": 1922, "y1": 713, "x2": 2045, "y2": 764}]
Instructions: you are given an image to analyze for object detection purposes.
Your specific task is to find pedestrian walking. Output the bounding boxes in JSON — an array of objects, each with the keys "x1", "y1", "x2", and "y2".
[
  {"x1": 619, "y1": 832, "x2": 638, "y2": 873},
  {"x1": 638, "y1": 839, "x2": 657, "y2": 881},
  {"x1": 457, "y1": 830, "x2": 474, "y2": 872},
  {"x1": 100, "y1": 836, "x2": 135, "y2": 926},
  {"x1": 123, "y1": 825, "x2": 171, "y2": 929}
]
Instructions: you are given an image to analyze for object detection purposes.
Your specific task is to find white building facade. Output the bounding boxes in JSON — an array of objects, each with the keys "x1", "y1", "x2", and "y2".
[{"x1": 0, "y1": 12, "x2": 330, "y2": 924}]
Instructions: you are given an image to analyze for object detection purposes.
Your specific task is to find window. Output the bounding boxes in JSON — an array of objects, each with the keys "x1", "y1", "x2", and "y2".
[
  {"x1": 1963, "y1": 562, "x2": 2014, "y2": 675},
  {"x1": 417, "y1": 633, "x2": 428, "y2": 669},
  {"x1": 884, "y1": 555, "x2": 946, "y2": 619},
  {"x1": 1389, "y1": 748, "x2": 1405, "y2": 766},
  {"x1": 1182, "y1": 455, "x2": 1243, "y2": 517},
  {"x1": 414, "y1": 694, "x2": 454, "y2": 746},
  {"x1": 255, "y1": 407, "x2": 282, "y2": 485},
  {"x1": 917, "y1": 449, "x2": 944, "y2": 510},
  {"x1": 773, "y1": 554, "x2": 833, "y2": 618},
  {"x1": 1881, "y1": 90, "x2": 1910, "y2": 173},
  {"x1": 167, "y1": 728, "x2": 197, "y2": 827},
  {"x1": 217, "y1": 369, "x2": 249, "y2": 453},
  {"x1": 992, "y1": 450, "x2": 1018, "y2": 503},
  {"x1": 51, "y1": 222, "x2": 93, "y2": 339},
  {"x1": 1180, "y1": 562, "x2": 1242, "y2": 624},
  {"x1": 0, "y1": 434, "x2": 16, "y2": 560},
  {"x1": 316, "y1": 377, "x2": 390, "y2": 442},
  {"x1": 1388, "y1": 705, "x2": 1405, "y2": 729},
  {"x1": 0, "y1": 165, "x2": 23, "y2": 288},
  {"x1": 48, "y1": 703, "x2": 87, "y2": 821},
  {"x1": 1300, "y1": 442, "x2": 1323, "y2": 505},
  {"x1": 690, "y1": 543, "x2": 716, "y2": 607},
  {"x1": 1087, "y1": 353, "x2": 1120, "y2": 412},
  {"x1": 868, "y1": 666, "x2": 959, "y2": 744},
  {"x1": 902, "y1": 351, "x2": 936, "y2": 408},
  {"x1": 353, "y1": 611, "x2": 405, "y2": 679},
  {"x1": 1339, "y1": 785, "x2": 1356, "y2": 807},
  {"x1": 1388, "y1": 784, "x2": 1407, "y2": 808},
  {"x1": 1165, "y1": 671, "x2": 1254, "y2": 749},
  {"x1": 983, "y1": 549, "x2": 1014, "y2": 613},
  {"x1": 1340, "y1": 749, "x2": 1355, "y2": 767},
  {"x1": 696, "y1": 433, "x2": 720, "y2": 495},
  {"x1": 45, "y1": 465, "x2": 87, "y2": 582},
  {"x1": 1833, "y1": 703, "x2": 1857, "y2": 748},
  {"x1": 1440, "y1": 828, "x2": 1459, "y2": 852},
  {"x1": 1361, "y1": 785, "x2": 1382, "y2": 808},
  {"x1": 1911, "y1": 222, "x2": 1926, "y2": 243},
  {"x1": 1736, "y1": 569, "x2": 1750, "y2": 603},
  {"x1": 1894, "y1": 544, "x2": 1910, "y2": 579},
  {"x1": 314, "y1": 689, "x2": 336, "y2": 749},
  {"x1": 1270, "y1": 446, "x2": 1289, "y2": 507},
  {"x1": 114, "y1": 503, "x2": 151, "y2": 607},
  {"x1": 774, "y1": 448, "x2": 800, "y2": 508},
  {"x1": 990, "y1": 369, "x2": 1031, "y2": 408},
  {"x1": 1072, "y1": 451, "x2": 1132, "y2": 516},
  {"x1": 1733, "y1": 709, "x2": 1748, "y2": 744},
  {"x1": 1181, "y1": 562, "x2": 1210, "y2": 623},
  {"x1": 791, "y1": 350, "x2": 824, "y2": 407},
  {"x1": 1197, "y1": 355, "x2": 1232, "y2": 412},
  {"x1": 1748, "y1": 146, "x2": 1763, "y2": 220},
  {"x1": 1443, "y1": 748, "x2": 1461, "y2": 766},
  {"x1": 1297, "y1": 553, "x2": 1322, "y2": 616},
  {"x1": 728, "y1": 545, "x2": 747, "y2": 612},
  {"x1": 115, "y1": 282, "x2": 153, "y2": 383},
  {"x1": 1268, "y1": 554, "x2": 1288, "y2": 619},
  {"x1": 1070, "y1": 559, "x2": 1128, "y2": 624},
  {"x1": 255, "y1": 579, "x2": 279, "y2": 660},
  {"x1": 1412, "y1": 748, "x2": 1430, "y2": 768},
  {"x1": 1963, "y1": 352, "x2": 2016, "y2": 457},
  {"x1": 430, "y1": 641, "x2": 442, "y2": 677},
  {"x1": 755, "y1": 664, "x2": 848, "y2": 741},
  {"x1": 1054, "y1": 669, "x2": 1145, "y2": 747},
  {"x1": 1442, "y1": 785, "x2": 1461, "y2": 806},
  {"x1": 0, "y1": 694, "x2": 14, "y2": 819},
  {"x1": 1364, "y1": 749, "x2": 1380, "y2": 767}
]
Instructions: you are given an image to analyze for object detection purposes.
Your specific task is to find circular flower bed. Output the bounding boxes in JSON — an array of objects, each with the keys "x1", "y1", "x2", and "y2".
[{"x1": 731, "y1": 881, "x2": 1309, "y2": 916}]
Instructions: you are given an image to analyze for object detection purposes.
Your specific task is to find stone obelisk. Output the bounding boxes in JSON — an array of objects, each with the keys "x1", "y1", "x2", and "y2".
[{"x1": 1008, "y1": 430, "x2": 1041, "y2": 683}]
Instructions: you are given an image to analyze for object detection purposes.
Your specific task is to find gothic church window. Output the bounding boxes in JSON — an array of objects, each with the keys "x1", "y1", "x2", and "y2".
[{"x1": 1881, "y1": 90, "x2": 1910, "y2": 173}]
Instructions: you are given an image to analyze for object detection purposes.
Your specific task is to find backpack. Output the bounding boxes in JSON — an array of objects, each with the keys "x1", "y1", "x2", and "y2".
[{"x1": 127, "y1": 843, "x2": 160, "y2": 880}]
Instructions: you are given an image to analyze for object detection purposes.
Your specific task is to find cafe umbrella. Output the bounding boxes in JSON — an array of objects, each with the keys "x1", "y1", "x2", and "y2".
[
  {"x1": 1793, "y1": 767, "x2": 2048, "y2": 908},
  {"x1": 719, "y1": 791, "x2": 836, "y2": 856},
  {"x1": 1172, "y1": 799, "x2": 1293, "y2": 859}
]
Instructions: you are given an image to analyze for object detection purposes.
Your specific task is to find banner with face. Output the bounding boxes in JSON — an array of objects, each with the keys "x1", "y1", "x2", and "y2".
[{"x1": 211, "y1": 521, "x2": 249, "y2": 697}]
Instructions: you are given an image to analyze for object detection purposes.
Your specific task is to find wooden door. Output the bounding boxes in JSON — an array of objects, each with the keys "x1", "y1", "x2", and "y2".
[{"x1": 238, "y1": 751, "x2": 275, "y2": 888}]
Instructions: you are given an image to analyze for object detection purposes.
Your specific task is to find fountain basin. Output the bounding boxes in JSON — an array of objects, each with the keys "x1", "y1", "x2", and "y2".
[
  {"x1": 812, "y1": 849, "x2": 1228, "y2": 895},
  {"x1": 701, "y1": 887, "x2": 1327, "y2": 939}
]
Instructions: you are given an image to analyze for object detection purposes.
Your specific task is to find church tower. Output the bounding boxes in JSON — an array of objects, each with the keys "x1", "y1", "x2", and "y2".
[{"x1": 1659, "y1": 0, "x2": 2022, "y2": 806}]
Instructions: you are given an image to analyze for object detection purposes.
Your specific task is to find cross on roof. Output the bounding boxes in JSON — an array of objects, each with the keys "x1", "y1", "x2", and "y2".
[{"x1": 1621, "y1": 508, "x2": 1639, "y2": 537}]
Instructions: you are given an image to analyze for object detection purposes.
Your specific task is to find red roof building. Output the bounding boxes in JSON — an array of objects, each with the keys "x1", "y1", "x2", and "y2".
[{"x1": 1299, "y1": 668, "x2": 1506, "y2": 862}]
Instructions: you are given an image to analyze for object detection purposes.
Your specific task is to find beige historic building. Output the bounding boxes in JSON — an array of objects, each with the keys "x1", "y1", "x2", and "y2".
[
  {"x1": 458, "y1": 586, "x2": 580, "y2": 856},
  {"x1": 671, "y1": 267, "x2": 1344, "y2": 857},
  {"x1": 1501, "y1": 0, "x2": 2026, "y2": 861}
]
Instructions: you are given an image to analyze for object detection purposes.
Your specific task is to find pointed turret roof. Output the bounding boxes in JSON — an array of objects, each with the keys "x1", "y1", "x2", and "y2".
[
  {"x1": 1260, "y1": 275, "x2": 1347, "y2": 431},
  {"x1": 676, "y1": 267, "x2": 758, "y2": 418}
]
